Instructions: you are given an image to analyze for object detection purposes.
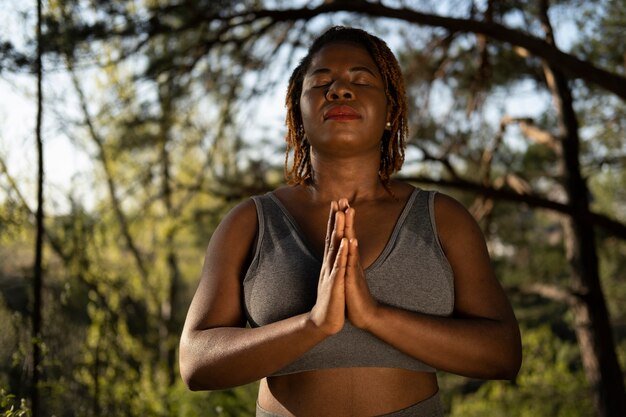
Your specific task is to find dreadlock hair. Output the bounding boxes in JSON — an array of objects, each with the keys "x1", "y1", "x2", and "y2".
[{"x1": 284, "y1": 26, "x2": 408, "y2": 186}]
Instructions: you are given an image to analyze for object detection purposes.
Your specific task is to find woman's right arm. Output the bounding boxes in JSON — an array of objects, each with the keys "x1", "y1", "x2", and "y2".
[{"x1": 179, "y1": 198, "x2": 348, "y2": 391}]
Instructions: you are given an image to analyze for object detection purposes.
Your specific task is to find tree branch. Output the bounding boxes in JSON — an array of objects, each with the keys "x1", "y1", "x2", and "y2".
[
  {"x1": 501, "y1": 116, "x2": 560, "y2": 151},
  {"x1": 236, "y1": 1, "x2": 626, "y2": 100},
  {"x1": 65, "y1": 59, "x2": 152, "y2": 292},
  {"x1": 511, "y1": 282, "x2": 578, "y2": 306},
  {"x1": 398, "y1": 175, "x2": 626, "y2": 240}
]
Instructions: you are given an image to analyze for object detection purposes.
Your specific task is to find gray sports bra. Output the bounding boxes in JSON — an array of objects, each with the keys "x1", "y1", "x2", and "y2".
[{"x1": 243, "y1": 188, "x2": 454, "y2": 375}]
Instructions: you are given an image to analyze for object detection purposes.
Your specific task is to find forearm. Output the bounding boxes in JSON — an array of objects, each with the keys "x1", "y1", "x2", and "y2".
[
  {"x1": 366, "y1": 305, "x2": 522, "y2": 379},
  {"x1": 179, "y1": 313, "x2": 328, "y2": 390}
]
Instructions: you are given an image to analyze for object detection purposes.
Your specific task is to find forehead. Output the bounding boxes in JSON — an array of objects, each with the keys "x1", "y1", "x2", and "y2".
[{"x1": 306, "y1": 42, "x2": 381, "y2": 75}]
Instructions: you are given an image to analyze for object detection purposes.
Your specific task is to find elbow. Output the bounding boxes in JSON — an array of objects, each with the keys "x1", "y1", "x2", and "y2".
[
  {"x1": 181, "y1": 370, "x2": 235, "y2": 392},
  {"x1": 184, "y1": 377, "x2": 208, "y2": 392},
  {"x1": 179, "y1": 337, "x2": 213, "y2": 391},
  {"x1": 471, "y1": 328, "x2": 522, "y2": 380},
  {"x1": 503, "y1": 343, "x2": 523, "y2": 380},
  {"x1": 179, "y1": 355, "x2": 219, "y2": 392},
  {"x1": 472, "y1": 351, "x2": 521, "y2": 380},
  {"x1": 179, "y1": 363, "x2": 203, "y2": 392},
  {"x1": 505, "y1": 327, "x2": 523, "y2": 379},
  {"x1": 490, "y1": 336, "x2": 523, "y2": 380},
  {"x1": 491, "y1": 320, "x2": 522, "y2": 380},
  {"x1": 179, "y1": 349, "x2": 203, "y2": 391},
  {"x1": 493, "y1": 355, "x2": 521, "y2": 380},
  {"x1": 179, "y1": 340, "x2": 233, "y2": 391}
]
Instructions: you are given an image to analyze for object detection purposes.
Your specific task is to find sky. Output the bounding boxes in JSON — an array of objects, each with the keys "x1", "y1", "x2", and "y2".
[{"x1": 0, "y1": 1, "x2": 579, "y2": 214}]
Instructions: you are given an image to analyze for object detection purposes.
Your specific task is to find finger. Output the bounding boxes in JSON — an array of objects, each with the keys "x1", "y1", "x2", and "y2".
[
  {"x1": 344, "y1": 207, "x2": 356, "y2": 240},
  {"x1": 333, "y1": 237, "x2": 349, "y2": 276},
  {"x1": 323, "y1": 201, "x2": 339, "y2": 258},
  {"x1": 347, "y1": 238, "x2": 360, "y2": 269},
  {"x1": 338, "y1": 198, "x2": 350, "y2": 212},
  {"x1": 326, "y1": 210, "x2": 346, "y2": 264},
  {"x1": 331, "y1": 210, "x2": 346, "y2": 247}
]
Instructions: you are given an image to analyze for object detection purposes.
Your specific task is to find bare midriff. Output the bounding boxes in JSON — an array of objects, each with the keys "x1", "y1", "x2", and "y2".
[{"x1": 257, "y1": 368, "x2": 438, "y2": 417}]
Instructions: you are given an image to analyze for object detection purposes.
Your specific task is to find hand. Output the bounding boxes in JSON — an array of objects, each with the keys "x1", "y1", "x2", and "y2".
[
  {"x1": 309, "y1": 201, "x2": 348, "y2": 335},
  {"x1": 343, "y1": 203, "x2": 379, "y2": 330}
]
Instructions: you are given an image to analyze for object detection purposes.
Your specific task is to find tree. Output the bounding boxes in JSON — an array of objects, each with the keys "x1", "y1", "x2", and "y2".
[
  {"x1": 31, "y1": 0, "x2": 45, "y2": 415},
  {"x1": 1, "y1": 1, "x2": 625, "y2": 415}
]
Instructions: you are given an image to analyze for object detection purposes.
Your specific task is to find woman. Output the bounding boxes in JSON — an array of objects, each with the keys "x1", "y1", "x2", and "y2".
[{"x1": 179, "y1": 26, "x2": 522, "y2": 416}]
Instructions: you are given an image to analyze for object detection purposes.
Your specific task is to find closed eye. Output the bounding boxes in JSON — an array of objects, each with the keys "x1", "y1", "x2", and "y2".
[{"x1": 351, "y1": 73, "x2": 376, "y2": 86}]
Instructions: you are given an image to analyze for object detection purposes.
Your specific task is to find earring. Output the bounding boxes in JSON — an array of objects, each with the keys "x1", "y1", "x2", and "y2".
[{"x1": 385, "y1": 121, "x2": 391, "y2": 130}]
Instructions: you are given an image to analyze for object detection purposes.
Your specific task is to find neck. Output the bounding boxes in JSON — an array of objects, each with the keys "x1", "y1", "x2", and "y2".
[{"x1": 307, "y1": 150, "x2": 388, "y2": 203}]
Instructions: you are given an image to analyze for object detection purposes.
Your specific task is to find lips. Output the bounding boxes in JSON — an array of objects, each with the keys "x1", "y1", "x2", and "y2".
[{"x1": 323, "y1": 105, "x2": 361, "y2": 121}]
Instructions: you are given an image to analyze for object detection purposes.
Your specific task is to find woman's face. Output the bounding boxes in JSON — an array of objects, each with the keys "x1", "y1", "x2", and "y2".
[{"x1": 299, "y1": 42, "x2": 389, "y2": 158}]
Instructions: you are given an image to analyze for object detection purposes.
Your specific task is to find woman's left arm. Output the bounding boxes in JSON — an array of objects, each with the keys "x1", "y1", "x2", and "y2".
[{"x1": 344, "y1": 193, "x2": 522, "y2": 380}]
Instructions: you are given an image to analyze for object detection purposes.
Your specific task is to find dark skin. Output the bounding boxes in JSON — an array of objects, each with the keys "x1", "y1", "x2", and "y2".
[{"x1": 179, "y1": 43, "x2": 522, "y2": 416}]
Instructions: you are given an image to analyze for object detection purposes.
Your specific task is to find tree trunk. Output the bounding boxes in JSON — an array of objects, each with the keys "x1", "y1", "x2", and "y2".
[
  {"x1": 551, "y1": 72, "x2": 626, "y2": 416},
  {"x1": 158, "y1": 78, "x2": 181, "y2": 388},
  {"x1": 539, "y1": 2, "x2": 626, "y2": 415},
  {"x1": 31, "y1": 0, "x2": 44, "y2": 414}
]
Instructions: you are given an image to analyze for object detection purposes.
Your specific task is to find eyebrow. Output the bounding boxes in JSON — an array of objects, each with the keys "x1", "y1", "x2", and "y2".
[{"x1": 308, "y1": 66, "x2": 378, "y2": 77}]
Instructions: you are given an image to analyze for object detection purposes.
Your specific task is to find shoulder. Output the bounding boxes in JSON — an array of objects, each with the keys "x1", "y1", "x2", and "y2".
[
  {"x1": 207, "y1": 197, "x2": 259, "y2": 255},
  {"x1": 432, "y1": 192, "x2": 485, "y2": 251},
  {"x1": 432, "y1": 192, "x2": 472, "y2": 222},
  {"x1": 216, "y1": 197, "x2": 258, "y2": 234}
]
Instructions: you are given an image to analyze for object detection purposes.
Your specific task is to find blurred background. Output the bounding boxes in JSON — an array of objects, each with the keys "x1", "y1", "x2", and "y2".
[{"x1": 1, "y1": 0, "x2": 625, "y2": 416}]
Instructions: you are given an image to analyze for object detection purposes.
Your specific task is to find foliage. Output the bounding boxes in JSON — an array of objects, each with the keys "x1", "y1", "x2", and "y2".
[
  {"x1": 1, "y1": 0, "x2": 626, "y2": 416},
  {"x1": 0, "y1": 389, "x2": 30, "y2": 417},
  {"x1": 442, "y1": 325, "x2": 594, "y2": 417}
]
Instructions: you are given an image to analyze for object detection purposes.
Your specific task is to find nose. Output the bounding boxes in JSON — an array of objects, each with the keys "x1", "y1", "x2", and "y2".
[{"x1": 325, "y1": 79, "x2": 353, "y2": 101}]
